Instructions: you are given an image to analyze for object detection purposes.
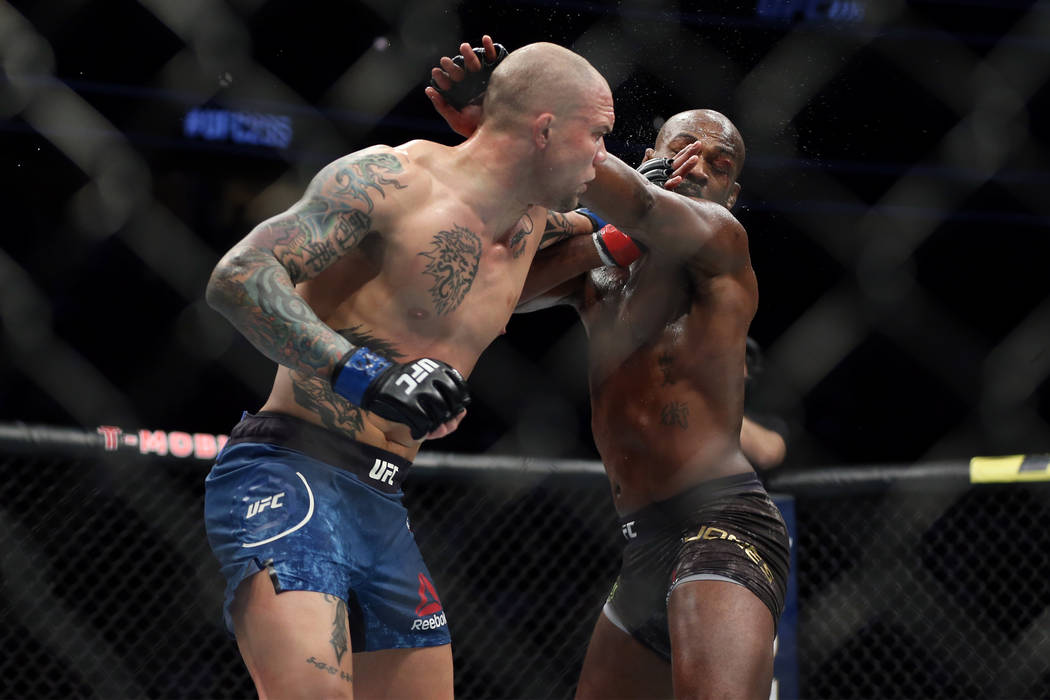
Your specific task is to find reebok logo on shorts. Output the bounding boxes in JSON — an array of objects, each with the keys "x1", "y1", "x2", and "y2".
[
  {"x1": 411, "y1": 610, "x2": 447, "y2": 631},
  {"x1": 415, "y1": 573, "x2": 443, "y2": 615},
  {"x1": 411, "y1": 573, "x2": 447, "y2": 631}
]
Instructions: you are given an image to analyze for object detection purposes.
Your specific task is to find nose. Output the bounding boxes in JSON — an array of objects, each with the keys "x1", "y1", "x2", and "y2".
[{"x1": 593, "y1": 137, "x2": 608, "y2": 165}]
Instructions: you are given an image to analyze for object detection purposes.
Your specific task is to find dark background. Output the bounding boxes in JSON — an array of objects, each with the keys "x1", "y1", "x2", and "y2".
[{"x1": 2, "y1": 0, "x2": 1048, "y2": 469}]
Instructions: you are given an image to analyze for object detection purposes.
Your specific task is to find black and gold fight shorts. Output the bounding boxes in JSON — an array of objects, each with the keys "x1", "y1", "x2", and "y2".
[{"x1": 604, "y1": 471, "x2": 790, "y2": 662}]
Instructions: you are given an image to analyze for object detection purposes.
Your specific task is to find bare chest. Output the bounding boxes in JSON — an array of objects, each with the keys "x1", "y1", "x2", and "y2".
[
  {"x1": 581, "y1": 260, "x2": 757, "y2": 379},
  {"x1": 307, "y1": 208, "x2": 540, "y2": 369}
]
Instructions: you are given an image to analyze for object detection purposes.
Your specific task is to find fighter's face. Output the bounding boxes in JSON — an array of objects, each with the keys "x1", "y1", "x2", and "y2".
[
  {"x1": 541, "y1": 86, "x2": 614, "y2": 211},
  {"x1": 649, "y1": 115, "x2": 743, "y2": 209}
]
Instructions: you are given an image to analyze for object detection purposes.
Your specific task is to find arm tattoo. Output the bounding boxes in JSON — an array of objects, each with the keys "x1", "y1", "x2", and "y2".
[
  {"x1": 507, "y1": 214, "x2": 534, "y2": 259},
  {"x1": 331, "y1": 152, "x2": 406, "y2": 212},
  {"x1": 262, "y1": 150, "x2": 407, "y2": 283},
  {"x1": 206, "y1": 152, "x2": 406, "y2": 377},
  {"x1": 541, "y1": 210, "x2": 575, "y2": 247},
  {"x1": 211, "y1": 247, "x2": 346, "y2": 374},
  {"x1": 263, "y1": 191, "x2": 372, "y2": 285},
  {"x1": 419, "y1": 224, "x2": 482, "y2": 315},
  {"x1": 660, "y1": 402, "x2": 690, "y2": 429},
  {"x1": 290, "y1": 327, "x2": 405, "y2": 435}
]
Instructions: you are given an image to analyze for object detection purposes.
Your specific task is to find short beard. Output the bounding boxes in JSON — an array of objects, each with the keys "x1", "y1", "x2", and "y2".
[{"x1": 674, "y1": 181, "x2": 706, "y2": 199}]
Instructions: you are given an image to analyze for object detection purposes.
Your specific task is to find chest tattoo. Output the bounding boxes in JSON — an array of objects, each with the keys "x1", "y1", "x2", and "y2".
[{"x1": 419, "y1": 224, "x2": 482, "y2": 315}]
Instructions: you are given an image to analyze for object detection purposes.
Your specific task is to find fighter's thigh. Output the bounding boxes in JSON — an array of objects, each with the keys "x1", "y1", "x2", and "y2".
[
  {"x1": 667, "y1": 579, "x2": 775, "y2": 700},
  {"x1": 353, "y1": 644, "x2": 453, "y2": 700},
  {"x1": 575, "y1": 611, "x2": 673, "y2": 700},
  {"x1": 232, "y1": 569, "x2": 355, "y2": 699}
]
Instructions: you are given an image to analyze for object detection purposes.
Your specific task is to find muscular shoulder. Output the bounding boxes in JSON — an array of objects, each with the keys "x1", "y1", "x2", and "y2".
[
  {"x1": 308, "y1": 144, "x2": 431, "y2": 217},
  {"x1": 647, "y1": 190, "x2": 749, "y2": 275},
  {"x1": 689, "y1": 198, "x2": 748, "y2": 253}
]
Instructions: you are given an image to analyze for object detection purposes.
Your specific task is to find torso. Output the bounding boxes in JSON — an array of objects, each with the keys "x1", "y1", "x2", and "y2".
[
  {"x1": 260, "y1": 141, "x2": 547, "y2": 459},
  {"x1": 578, "y1": 235, "x2": 758, "y2": 514}
]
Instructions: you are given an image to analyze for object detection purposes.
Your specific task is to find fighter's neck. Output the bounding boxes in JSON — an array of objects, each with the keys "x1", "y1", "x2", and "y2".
[{"x1": 448, "y1": 132, "x2": 535, "y2": 227}]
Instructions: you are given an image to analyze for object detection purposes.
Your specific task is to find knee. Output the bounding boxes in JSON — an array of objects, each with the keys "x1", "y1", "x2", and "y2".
[
  {"x1": 671, "y1": 656, "x2": 772, "y2": 700},
  {"x1": 254, "y1": 664, "x2": 354, "y2": 700}
]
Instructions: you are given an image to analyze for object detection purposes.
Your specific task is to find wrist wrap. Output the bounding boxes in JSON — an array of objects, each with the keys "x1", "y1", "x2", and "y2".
[
  {"x1": 574, "y1": 207, "x2": 608, "y2": 233},
  {"x1": 331, "y1": 347, "x2": 393, "y2": 405}
]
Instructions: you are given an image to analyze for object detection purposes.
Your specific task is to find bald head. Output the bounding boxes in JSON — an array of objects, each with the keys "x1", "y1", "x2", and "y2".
[
  {"x1": 656, "y1": 109, "x2": 746, "y2": 175},
  {"x1": 483, "y1": 42, "x2": 610, "y2": 126}
]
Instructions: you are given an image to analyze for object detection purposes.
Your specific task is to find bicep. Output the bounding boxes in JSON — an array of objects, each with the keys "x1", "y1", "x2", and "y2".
[
  {"x1": 242, "y1": 149, "x2": 410, "y2": 283},
  {"x1": 629, "y1": 191, "x2": 745, "y2": 273}
]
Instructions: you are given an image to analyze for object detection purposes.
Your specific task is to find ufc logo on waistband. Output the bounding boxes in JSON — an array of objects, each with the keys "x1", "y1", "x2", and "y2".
[
  {"x1": 369, "y1": 458, "x2": 400, "y2": 486},
  {"x1": 395, "y1": 358, "x2": 440, "y2": 394}
]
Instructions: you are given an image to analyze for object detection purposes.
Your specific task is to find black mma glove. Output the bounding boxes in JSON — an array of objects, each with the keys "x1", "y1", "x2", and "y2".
[
  {"x1": 637, "y1": 157, "x2": 674, "y2": 187},
  {"x1": 331, "y1": 347, "x2": 470, "y2": 439},
  {"x1": 430, "y1": 43, "x2": 509, "y2": 110}
]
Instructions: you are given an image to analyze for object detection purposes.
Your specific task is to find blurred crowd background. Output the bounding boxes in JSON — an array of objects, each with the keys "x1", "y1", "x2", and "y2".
[{"x1": 3, "y1": 0, "x2": 1049, "y2": 468}]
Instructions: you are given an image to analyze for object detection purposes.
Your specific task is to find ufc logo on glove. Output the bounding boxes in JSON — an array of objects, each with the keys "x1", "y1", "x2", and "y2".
[{"x1": 395, "y1": 359, "x2": 440, "y2": 394}]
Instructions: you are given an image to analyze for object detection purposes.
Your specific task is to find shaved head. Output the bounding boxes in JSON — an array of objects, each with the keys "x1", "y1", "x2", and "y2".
[
  {"x1": 656, "y1": 109, "x2": 745, "y2": 175},
  {"x1": 483, "y1": 42, "x2": 610, "y2": 125}
]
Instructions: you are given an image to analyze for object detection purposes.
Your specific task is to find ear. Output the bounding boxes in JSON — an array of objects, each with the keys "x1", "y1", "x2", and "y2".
[
  {"x1": 643, "y1": 147, "x2": 655, "y2": 161},
  {"x1": 726, "y1": 181, "x2": 741, "y2": 210},
  {"x1": 533, "y1": 114, "x2": 554, "y2": 149}
]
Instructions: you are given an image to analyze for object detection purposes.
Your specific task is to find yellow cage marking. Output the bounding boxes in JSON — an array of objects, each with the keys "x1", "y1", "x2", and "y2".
[{"x1": 970, "y1": 455, "x2": 1050, "y2": 483}]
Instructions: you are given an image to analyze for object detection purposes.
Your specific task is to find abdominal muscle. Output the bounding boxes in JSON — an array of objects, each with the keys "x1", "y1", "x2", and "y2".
[{"x1": 588, "y1": 357, "x2": 754, "y2": 515}]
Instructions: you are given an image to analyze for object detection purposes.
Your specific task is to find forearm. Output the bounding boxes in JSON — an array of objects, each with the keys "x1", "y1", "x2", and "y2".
[
  {"x1": 578, "y1": 153, "x2": 655, "y2": 233},
  {"x1": 206, "y1": 245, "x2": 352, "y2": 379},
  {"x1": 517, "y1": 234, "x2": 597, "y2": 312},
  {"x1": 740, "y1": 416, "x2": 787, "y2": 470}
]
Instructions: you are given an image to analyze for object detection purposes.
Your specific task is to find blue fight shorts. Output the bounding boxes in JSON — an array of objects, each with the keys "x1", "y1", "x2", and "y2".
[{"x1": 203, "y1": 411, "x2": 450, "y2": 652}]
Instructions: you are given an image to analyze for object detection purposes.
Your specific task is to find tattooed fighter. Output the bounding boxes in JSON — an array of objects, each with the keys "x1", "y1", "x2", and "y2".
[
  {"x1": 520, "y1": 110, "x2": 792, "y2": 699},
  {"x1": 203, "y1": 37, "x2": 614, "y2": 699}
]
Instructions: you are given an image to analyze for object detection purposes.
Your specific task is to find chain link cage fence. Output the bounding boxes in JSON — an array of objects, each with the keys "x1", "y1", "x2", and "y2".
[{"x1": 1, "y1": 426, "x2": 1049, "y2": 699}]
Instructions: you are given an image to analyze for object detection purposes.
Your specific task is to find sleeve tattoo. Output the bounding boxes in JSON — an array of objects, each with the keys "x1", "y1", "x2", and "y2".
[{"x1": 206, "y1": 152, "x2": 406, "y2": 377}]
